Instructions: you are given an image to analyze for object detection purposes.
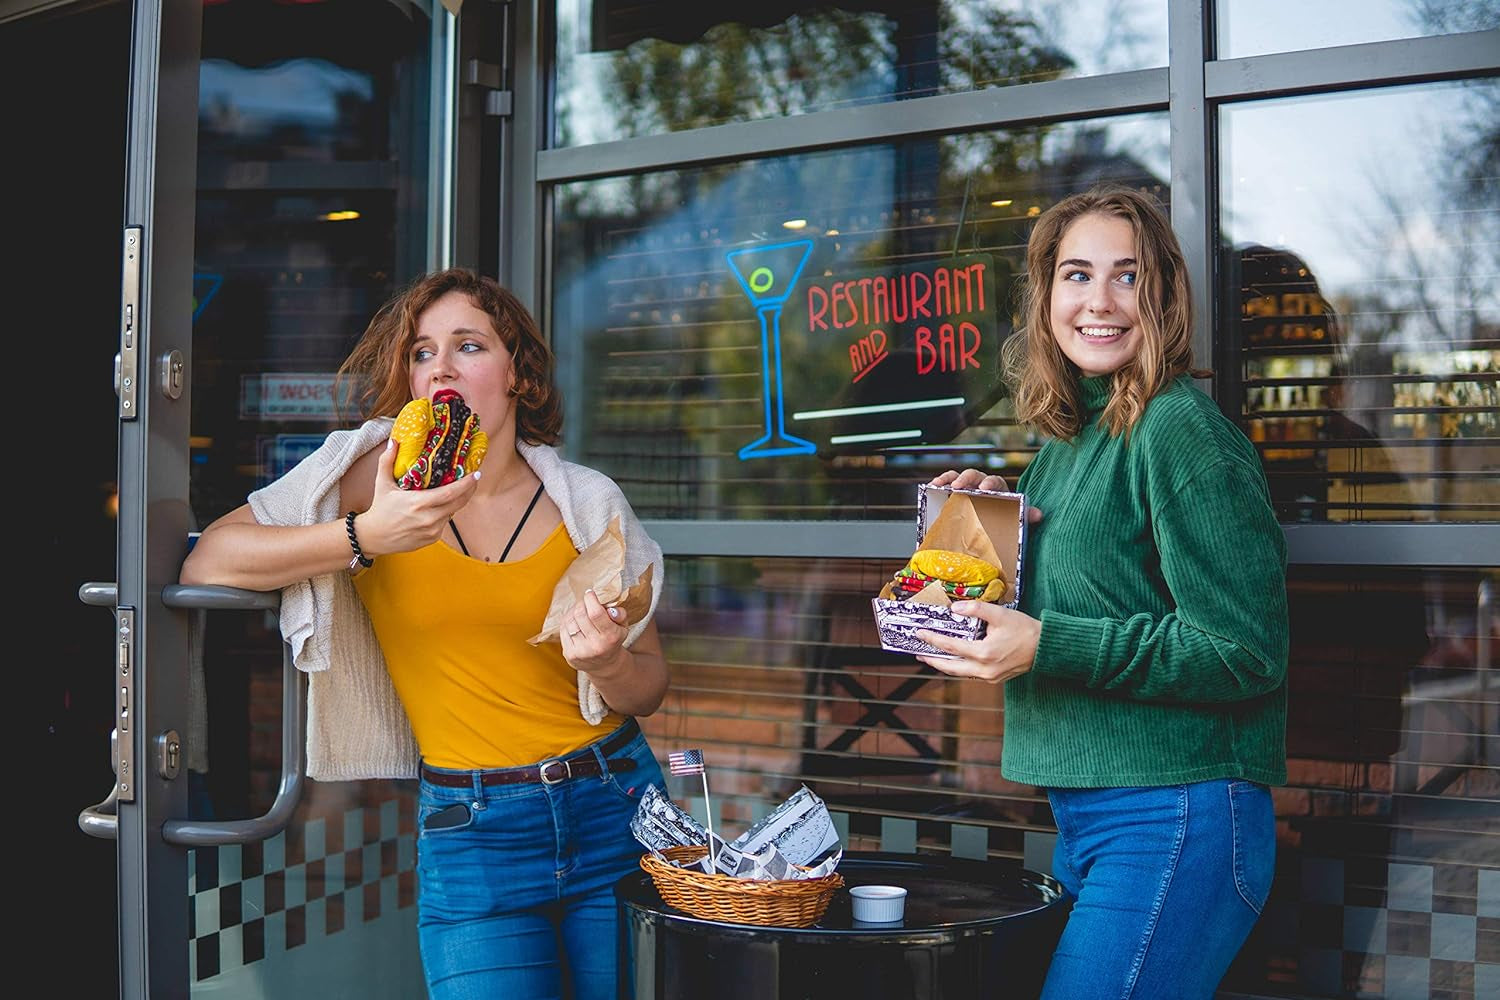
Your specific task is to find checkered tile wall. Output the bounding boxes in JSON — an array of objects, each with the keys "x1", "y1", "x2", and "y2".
[
  {"x1": 1248, "y1": 857, "x2": 1499, "y2": 1000},
  {"x1": 188, "y1": 792, "x2": 418, "y2": 983}
]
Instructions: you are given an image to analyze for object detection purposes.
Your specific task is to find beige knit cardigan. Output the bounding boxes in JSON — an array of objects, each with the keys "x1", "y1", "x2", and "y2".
[{"x1": 247, "y1": 418, "x2": 665, "y2": 781}]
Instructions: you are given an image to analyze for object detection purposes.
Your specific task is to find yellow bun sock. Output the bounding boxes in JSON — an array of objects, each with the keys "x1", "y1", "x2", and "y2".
[
  {"x1": 465, "y1": 428, "x2": 489, "y2": 471},
  {"x1": 908, "y1": 548, "x2": 999, "y2": 586},
  {"x1": 390, "y1": 398, "x2": 435, "y2": 479}
]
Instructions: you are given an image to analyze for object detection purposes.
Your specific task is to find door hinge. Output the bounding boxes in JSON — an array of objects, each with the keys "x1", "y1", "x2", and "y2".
[{"x1": 464, "y1": 58, "x2": 512, "y2": 118}]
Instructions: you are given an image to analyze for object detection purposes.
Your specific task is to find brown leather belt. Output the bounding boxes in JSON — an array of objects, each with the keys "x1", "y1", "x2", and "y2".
[{"x1": 420, "y1": 718, "x2": 640, "y2": 788}]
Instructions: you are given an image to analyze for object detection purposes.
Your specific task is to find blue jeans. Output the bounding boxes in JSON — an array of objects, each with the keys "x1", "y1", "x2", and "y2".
[
  {"x1": 415, "y1": 720, "x2": 664, "y2": 1000},
  {"x1": 1041, "y1": 779, "x2": 1275, "y2": 1000}
]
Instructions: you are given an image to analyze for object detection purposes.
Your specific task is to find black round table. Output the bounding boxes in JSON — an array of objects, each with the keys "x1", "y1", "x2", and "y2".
[{"x1": 616, "y1": 851, "x2": 1069, "y2": 1000}]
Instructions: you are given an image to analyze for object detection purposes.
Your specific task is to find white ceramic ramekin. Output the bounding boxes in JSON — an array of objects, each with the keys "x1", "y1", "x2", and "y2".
[{"x1": 849, "y1": 884, "x2": 907, "y2": 922}]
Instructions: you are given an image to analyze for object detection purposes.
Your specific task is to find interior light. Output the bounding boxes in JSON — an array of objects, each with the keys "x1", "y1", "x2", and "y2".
[
  {"x1": 990, "y1": 199, "x2": 1013, "y2": 208},
  {"x1": 1027, "y1": 205, "x2": 1041, "y2": 217},
  {"x1": 319, "y1": 210, "x2": 361, "y2": 222},
  {"x1": 824, "y1": 228, "x2": 840, "y2": 236},
  {"x1": 782, "y1": 219, "x2": 808, "y2": 230},
  {"x1": 830, "y1": 429, "x2": 922, "y2": 445}
]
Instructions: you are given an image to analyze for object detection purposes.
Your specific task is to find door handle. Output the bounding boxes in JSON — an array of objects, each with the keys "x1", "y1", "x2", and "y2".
[
  {"x1": 78, "y1": 725, "x2": 121, "y2": 839},
  {"x1": 77, "y1": 582, "x2": 306, "y2": 845},
  {"x1": 159, "y1": 584, "x2": 305, "y2": 847},
  {"x1": 78, "y1": 584, "x2": 127, "y2": 838}
]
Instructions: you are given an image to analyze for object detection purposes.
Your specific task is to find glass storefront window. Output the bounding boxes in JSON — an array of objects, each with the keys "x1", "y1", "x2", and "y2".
[
  {"x1": 186, "y1": 0, "x2": 436, "y2": 822},
  {"x1": 652, "y1": 553, "x2": 1500, "y2": 1000},
  {"x1": 1220, "y1": 80, "x2": 1500, "y2": 523},
  {"x1": 1223, "y1": 565, "x2": 1499, "y2": 997},
  {"x1": 648, "y1": 554, "x2": 1053, "y2": 850},
  {"x1": 551, "y1": 114, "x2": 1169, "y2": 520},
  {"x1": 553, "y1": 0, "x2": 1167, "y2": 146},
  {"x1": 189, "y1": 0, "x2": 434, "y2": 523},
  {"x1": 1216, "y1": 0, "x2": 1498, "y2": 58}
]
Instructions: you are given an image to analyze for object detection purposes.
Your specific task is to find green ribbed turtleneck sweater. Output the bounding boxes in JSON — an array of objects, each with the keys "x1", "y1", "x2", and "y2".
[{"x1": 1007, "y1": 374, "x2": 1289, "y2": 787}]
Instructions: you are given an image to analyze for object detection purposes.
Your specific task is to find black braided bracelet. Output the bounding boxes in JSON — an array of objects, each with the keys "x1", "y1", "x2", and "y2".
[{"x1": 344, "y1": 510, "x2": 374, "y2": 569}]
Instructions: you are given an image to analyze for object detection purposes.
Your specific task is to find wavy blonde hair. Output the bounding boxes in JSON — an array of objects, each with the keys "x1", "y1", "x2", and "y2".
[
  {"x1": 335, "y1": 268, "x2": 562, "y2": 445},
  {"x1": 1003, "y1": 185, "x2": 1208, "y2": 441}
]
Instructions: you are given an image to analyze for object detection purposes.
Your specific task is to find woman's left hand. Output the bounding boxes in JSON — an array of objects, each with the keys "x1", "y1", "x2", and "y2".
[
  {"x1": 560, "y1": 588, "x2": 630, "y2": 677},
  {"x1": 915, "y1": 602, "x2": 1042, "y2": 684}
]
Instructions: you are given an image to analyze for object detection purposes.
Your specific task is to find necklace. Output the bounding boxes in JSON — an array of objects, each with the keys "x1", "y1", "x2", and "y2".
[{"x1": 449, "y1": 482, "x2": 546, "y2": 562}]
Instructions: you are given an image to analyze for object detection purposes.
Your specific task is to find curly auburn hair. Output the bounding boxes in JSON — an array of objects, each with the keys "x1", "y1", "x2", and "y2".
[
  {"x1": 1002, "y1": 185, "x2": 1209, "y2": 441},
  {"x1": 335, "y1": 268, "x2": 562, "y2": 446}
]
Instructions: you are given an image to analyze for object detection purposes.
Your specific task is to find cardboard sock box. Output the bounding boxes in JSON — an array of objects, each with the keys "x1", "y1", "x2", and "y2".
[{"x1": 872, "y1": 484, "x2": 1029, "y2": 658}]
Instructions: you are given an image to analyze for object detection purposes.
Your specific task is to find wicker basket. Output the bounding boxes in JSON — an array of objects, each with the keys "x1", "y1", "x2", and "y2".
[{"x1": 640, "y1": 845, "x2": 844, "y2": 928}]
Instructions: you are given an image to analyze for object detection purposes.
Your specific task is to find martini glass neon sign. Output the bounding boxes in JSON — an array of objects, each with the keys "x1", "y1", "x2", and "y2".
[{"x1": 725, "y1": 238, "x2": 816, "y2": 460}]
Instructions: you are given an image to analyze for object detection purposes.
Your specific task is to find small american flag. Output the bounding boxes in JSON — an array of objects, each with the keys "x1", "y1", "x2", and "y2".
[{"x1": 668, "y1": 748, "x2": 705, "y2": 776}]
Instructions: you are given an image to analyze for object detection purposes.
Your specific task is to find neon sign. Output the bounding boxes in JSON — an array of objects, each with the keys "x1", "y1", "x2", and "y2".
[
  {"x1": 192, "y1": 272, "x2": 223, "y2": 322},
  {"x1": 725, "y1": 245, "x2": 1001, "y2": 459},
  {"x1": 725, "y1": 239, "x2": 817, "y2": 460}
]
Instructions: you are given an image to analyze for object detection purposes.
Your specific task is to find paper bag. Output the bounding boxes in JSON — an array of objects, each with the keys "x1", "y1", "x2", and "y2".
[{"x1": 526, "y1": 515, "x2": 653, "y2": 644}]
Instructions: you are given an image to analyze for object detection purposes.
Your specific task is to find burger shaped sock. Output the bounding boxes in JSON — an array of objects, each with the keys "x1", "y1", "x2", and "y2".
[
  {"x1": 390, "y1": 388, "x2": 490, "y2": 489},
  {"x1": 890, "y1": 548, "x2": 1006, "y2": 603}
]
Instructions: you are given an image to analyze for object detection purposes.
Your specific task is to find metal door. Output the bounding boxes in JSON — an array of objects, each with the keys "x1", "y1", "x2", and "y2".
[{"x1": 74, "y1": 0, "x2": 457, "y2": 995}]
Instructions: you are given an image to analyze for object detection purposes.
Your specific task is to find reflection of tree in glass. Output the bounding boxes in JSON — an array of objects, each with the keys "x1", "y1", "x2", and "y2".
[
  {"x1": 1025, "y1": 0, "x2": 1162, "y2": 78},
  {"x1": 1410, "y1": 0, "x2": 1500, "y2": 37},
  {"x1": 1415, "y1": 0, "x2": 1500, "y2": 325},
  {"x1": 596, "y1": 5, "x2": 1069, "y2": 141},
  {"x1": 1347, "y1": 1, "x2": 1497, "y2": 351},
  {"x1": 606, "y1": 11, "x2": 887, "y2": 135},
  {"x1": 1335, "y1": 75, "x2": 1498, "y2": 462}
]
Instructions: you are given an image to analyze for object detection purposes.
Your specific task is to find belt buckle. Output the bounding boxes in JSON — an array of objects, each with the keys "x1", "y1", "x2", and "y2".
[{"x1": 539, "y1": 758, "x2": 571, "y2": 785}]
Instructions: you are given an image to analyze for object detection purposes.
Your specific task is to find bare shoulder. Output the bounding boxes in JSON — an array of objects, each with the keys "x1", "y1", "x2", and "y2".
[{"x1": 338, "y1": 441, "x2": 388, "y2": 512}]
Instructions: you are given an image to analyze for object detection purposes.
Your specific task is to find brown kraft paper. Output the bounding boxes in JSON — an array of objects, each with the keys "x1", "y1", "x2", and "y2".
[{"x1": 527, "y1": 514, "x2": 654, "y2": 644}]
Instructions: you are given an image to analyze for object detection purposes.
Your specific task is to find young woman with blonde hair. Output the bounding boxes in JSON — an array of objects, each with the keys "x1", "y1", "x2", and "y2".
[{"x1": 924, "y1": 186, "x2": 1288, "y2": 999}]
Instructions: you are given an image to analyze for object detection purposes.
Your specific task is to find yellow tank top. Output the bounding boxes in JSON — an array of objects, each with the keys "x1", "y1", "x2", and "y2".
[{"x1": 353, "y1": 523, "x2": 624, "y2": 768}]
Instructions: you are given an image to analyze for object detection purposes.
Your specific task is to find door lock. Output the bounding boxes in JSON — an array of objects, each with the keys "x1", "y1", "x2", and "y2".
[
  {"x1": 157, "y1": 730, "x2": 182, "y2": 780},
  {"x1": 115, "y1": 608, "x2": 135, "y2": 801},
  {"x1": 159, "y1": 350, "x2": 184, "y2": 400},
  {"x1": 117, "y1": 227, "x2": 142, "y2": 420}
]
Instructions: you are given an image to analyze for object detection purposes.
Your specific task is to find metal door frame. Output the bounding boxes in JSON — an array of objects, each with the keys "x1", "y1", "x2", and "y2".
[
  {"x1": 106, "y1": 1, "x2": 483, "y2": 994},
  {"x1": 117, "y1": 0, "x2": 201, "y2": 992},
  {"x1": 113, "y1": 0, "x2": 202, "y2": 996}
]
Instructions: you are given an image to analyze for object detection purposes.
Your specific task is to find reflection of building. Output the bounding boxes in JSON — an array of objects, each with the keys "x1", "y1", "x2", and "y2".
[
  {"x1": 1234, "y1": 240, "x2": 1500, "y2": 523},
  {"x1": 1234, "y1": 243, "x2": 1411, "y2": 522}
]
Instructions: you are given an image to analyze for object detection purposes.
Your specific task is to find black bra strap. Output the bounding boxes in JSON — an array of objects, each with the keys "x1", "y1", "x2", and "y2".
[
  {"x1": 501, "y1": 483, "x2": 547, "y2": 562},
  {"x1": 448, "y1": 518, "x2": 470, "y2": 557},
  {"x1": 449, "y1": 482, "x2": 546, "y2": 562}
]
